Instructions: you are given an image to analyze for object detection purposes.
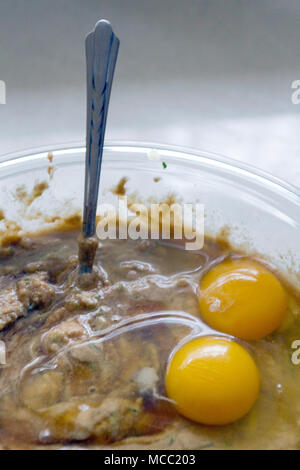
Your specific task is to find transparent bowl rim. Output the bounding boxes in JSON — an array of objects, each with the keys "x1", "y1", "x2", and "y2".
[{"x1": 1, "y1": 140, "x2": 300, "y2": 202}]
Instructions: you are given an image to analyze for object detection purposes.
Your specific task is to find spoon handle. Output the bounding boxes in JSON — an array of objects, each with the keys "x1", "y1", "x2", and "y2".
[{"x1": 82, "y1": 20, "x2": 119, "y2": 238}]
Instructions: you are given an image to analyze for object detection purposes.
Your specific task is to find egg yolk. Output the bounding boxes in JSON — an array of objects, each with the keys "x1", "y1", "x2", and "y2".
[
  {"x1": 165, "y1": 336, "x2": 260, "y2": 425},
  {"x1": 199, "y1": 258, "x2": 287, "y2": 340}
]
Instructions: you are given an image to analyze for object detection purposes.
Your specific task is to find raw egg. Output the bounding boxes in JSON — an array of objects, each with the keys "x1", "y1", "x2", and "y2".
[
  {"x1": 199, "y1": 258, "x2": 287, "y2": 340},
  {"x1": 165, "y1": 336, "x2": 260, "y2": 425}
]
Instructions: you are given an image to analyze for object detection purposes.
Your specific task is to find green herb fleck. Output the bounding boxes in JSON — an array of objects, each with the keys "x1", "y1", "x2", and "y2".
[
  {"x1": 162, "y1": 162, "x2": 167, "y2": 169},
  {"x1": 128, "y1": 408, "x2": 138, "y2": 414},
  {"x1": 198, "y1": 441, "x2": 215, "y2": 449},
  {"x1": 90, "y1": 343, "x2": 102, "y2": 352},
  {"x1": 27, "y1": 302, "x2": 37, "y2": 313},
  {"x1": 52, "y1": 334, "x2": 62, "y2": 343}
]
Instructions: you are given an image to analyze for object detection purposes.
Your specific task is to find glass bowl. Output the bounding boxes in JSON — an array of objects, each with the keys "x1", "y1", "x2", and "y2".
[{"x1": 0, "y1": 142, "x2": 299, "y2": 284}]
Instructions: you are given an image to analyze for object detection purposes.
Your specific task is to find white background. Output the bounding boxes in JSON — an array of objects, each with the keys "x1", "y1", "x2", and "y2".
[{"x1": 0, "y1": 0, "x2": 300, "y2": 185}]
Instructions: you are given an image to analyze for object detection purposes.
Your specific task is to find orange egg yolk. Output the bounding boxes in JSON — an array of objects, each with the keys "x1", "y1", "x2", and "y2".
[
  {"x1": 165, "y1": 336, "x2": 260, "y2": 425},
  {"x1": 199, "y1": 258, "x2": 287, "y2": 340}
]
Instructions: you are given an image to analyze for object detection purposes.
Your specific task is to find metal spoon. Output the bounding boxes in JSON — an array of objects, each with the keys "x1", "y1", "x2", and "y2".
[{"x1": 79, "y1": 20, "x2": 119, "y2": 274}]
